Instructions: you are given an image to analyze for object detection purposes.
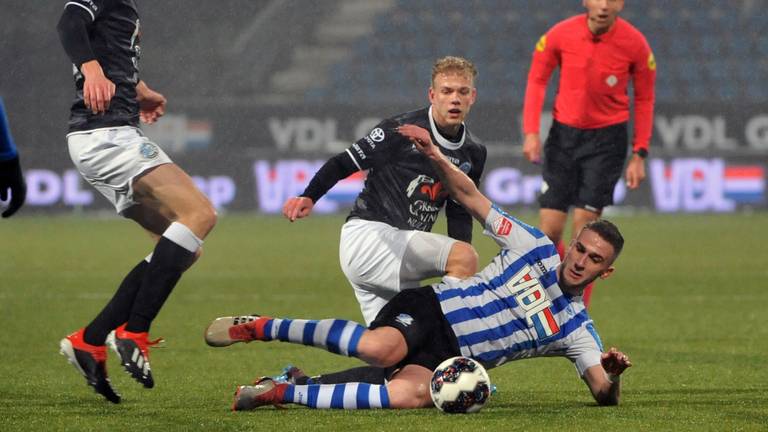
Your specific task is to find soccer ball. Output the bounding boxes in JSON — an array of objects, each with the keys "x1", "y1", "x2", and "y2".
[{"x1": 430, "y1": 356, "x2": 491, "y2": 413}]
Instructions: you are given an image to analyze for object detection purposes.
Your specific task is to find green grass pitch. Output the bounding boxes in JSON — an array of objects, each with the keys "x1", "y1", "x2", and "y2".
[{"x1": 1, "y1": 213, "x2": 766, "y2": 431}]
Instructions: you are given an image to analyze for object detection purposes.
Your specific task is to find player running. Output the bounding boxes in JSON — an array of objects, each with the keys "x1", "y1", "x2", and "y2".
[
  {"x1": 205, "y1": 124, "x2": 632, "y2": 410},
  {"x1": 56, "y1": 0, "x2": 216, "y2": 403},
  {"x1": 522, "y1": 0, "x2": 656, "y2": 306}
]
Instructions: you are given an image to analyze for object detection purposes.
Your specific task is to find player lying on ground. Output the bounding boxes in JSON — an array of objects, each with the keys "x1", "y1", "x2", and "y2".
[{"x1": 205, "y1": 124, "x2": 631, "y2": 410}]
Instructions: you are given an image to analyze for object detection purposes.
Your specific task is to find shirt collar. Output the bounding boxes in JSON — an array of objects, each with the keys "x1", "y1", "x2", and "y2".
[
  {"x1": 428, "y1": 105, "x2": 465, "y2": 150},
  {"x1": 581, "y1": 13, "x2": 621, "y2": 43}
]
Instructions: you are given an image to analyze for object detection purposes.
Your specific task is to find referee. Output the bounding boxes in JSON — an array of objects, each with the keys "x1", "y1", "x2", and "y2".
[{"x1": 521, "y1": 0, "x2": 656, "y2": 306}]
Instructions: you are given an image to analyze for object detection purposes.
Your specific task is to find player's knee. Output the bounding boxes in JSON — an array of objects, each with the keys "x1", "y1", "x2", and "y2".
[
  {"x1": 386, "y1": 381, "x2": 432, "y2": 409},
  {"x1": 446, "y1": 241, "x2": 478, "y2": 278},
  {"x1": 356, "y1": 328, "x2": 407, "y2": 367},
  {"x1": 185, "y1": 203, "x2": 217, "y2": 238}
]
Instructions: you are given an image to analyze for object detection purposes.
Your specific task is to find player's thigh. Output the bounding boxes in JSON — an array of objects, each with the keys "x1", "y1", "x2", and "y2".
[
  {"x1": 339, "y1": 219, "x2": 415, "y2": 291},
  {"x1": 400, "y1": 231, "x2": 458, "y2": 283},
  {"x1": 123, "y1": 202, "x2": 174, "y2": 236},
  {"x1": 132, "y1": 163, "x2": 216, "y2": 236},
  {"x1": 386, "y1": 364, "x2": 434, "y2": 408},
  {"x1": 352, "y1": 285, "x2": 393, "y2": 326},
  {"x1": 369, "y1": 287, "x2": 459, "y2": 369},
  {"x1": 67, "y1": 126, "x2": 174, "y2": 215}
]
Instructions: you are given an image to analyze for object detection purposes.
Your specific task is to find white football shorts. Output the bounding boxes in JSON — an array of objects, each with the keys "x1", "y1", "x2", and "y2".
[
  {"x1": 67, "y1": 126, "x2": 173, "y2": 214},
  {"x1": 339, "y1": 218, "x2": 457, "y2": 325}
]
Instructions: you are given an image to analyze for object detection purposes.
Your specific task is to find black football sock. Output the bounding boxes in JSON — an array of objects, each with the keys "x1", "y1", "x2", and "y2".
[
  {"x1": 311, "y1": 366, "x2": 390, "y2": 385},
  {"x1": 125, "y1": 222, "x2": 201, "y2": 333},
  {"x1": 82, "y1": 258, "x2": 150, "y2": 345}
]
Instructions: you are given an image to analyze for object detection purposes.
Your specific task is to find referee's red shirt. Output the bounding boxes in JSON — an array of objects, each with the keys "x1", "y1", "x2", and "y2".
[{"x1": 523, "y1": 15, "x2": 656, "y2": 153}]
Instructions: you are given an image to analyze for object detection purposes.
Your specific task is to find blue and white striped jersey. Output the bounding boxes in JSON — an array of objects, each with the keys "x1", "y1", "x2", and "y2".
[{"x1": 432, "y1": 204, "x2": 603, "y2": 376}]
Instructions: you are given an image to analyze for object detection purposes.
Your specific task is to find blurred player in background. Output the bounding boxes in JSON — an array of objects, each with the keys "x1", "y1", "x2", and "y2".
[
  {"x1": 521, "y1": 0, "x2": 656, "y2": 306},
  {"x1": 276, "y1": 56, "x2": 486, "y2": 386},
  {"x1": 206, "y1": 124, "x2": 632, "y2": 411},
  {"x1": 0, "y1": 97, "x2": 26, "y2": 218},
  {"x1": 56, "y1": 0, "x2": 216, "y2": 403}
]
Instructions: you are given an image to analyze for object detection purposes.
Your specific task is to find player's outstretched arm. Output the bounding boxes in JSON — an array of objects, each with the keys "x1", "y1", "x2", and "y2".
[
  {"x1": 282, "y1": 152, "x2": 359, "y2": 222},
  {"x1": 583, "y1": 347, "x2": 632, "y2": 406},
  {"x1": 398, "y1": 124, "x2": 491, "y2": 223}
]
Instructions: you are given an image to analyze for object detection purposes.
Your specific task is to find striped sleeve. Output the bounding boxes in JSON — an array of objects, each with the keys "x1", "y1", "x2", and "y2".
[
  {"x1": 566, "y1": 324, "x2": 603, "y2": 377},
  {"x1": 483, "y1": 204, "x2": 547, "y2": 251}
]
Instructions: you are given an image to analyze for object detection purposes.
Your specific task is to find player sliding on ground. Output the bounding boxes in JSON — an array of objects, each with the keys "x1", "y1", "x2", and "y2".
[{"x1": 206, "y1": 124, "x2": 632, "y2": 410}]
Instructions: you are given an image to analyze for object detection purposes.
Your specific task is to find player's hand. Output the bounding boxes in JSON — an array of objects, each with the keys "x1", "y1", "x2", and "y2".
[
  {"x1": 601, "y1": 347, "x2": 632, "y2": 376},
  {"x1": 136, "y1": 81, "x2": 166, "y2": 125},
  {"x1": 522, "y1": 133, "x2": 541, "y2": 164},
  {"x1": 397, "y1": 124, "x2": 440, "y2": 160},
  {"x1": 0, "y1": 156, "x2": 27, "y2": 218},
  {"x1": 81, "y1": 60, "x2": 116, "y2": 114},
  {"x1": 625, "y1": 155, "x2": 646, "y2": 189},
  {"x1": 282, "y1": 196, "x2": 314, "y2": 222}
]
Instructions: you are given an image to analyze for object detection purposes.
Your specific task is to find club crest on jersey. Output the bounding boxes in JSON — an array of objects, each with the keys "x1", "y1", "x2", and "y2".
[
  {"x1": 369, "y1": 128, "x2": 385, "y2": 143},
  {"x1": 606, "y1": 75, "x2": 618, "y2": 87},
  {"x1": 492, "y1": 216, "x2": 513, "y2": 236},
  {"x1": 139, "y1": 142, "x2": 159, "y2": 159},
  {"x1": 395, "y1": 313, "x2": 414, "y2": 327},
  {"x1": 406, "y1": 174, "x2": 443, "y2": 201},
  {"x1": 459, "y1": 161, "x2": 471, "y2": 174},
  {"x1": 506, "y1": 265, "x2": 560, "y2": 340}
]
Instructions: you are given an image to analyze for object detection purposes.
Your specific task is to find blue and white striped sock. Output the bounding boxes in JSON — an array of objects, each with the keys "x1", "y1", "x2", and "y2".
[
  {"x1": 258, "y1": 318, "x2": 366, "y2": 357},
  {"x1": 283, "y1": 383, "x2": 390, "y2": 409}
]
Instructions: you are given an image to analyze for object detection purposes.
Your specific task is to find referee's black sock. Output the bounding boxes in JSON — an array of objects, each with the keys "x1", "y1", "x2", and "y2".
[
  {"x1": 125, "y1": 222, "x2": 201, "y2": 333},
  {"x1": 82, "y1": 258, "x2": 150, "y2": 346}
]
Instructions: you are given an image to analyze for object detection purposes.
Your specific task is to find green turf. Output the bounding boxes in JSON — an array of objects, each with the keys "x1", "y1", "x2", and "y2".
[{"x1": 1, "y1": 213, "x2": 767, "y2": 431}]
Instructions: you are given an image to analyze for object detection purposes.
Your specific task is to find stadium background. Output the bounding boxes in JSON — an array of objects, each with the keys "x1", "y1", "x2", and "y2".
[
  {"x1": 0, "y1": 2, "x2": 767, "y2": 430},
  {"x1": 1, "y1": 0, "x2": 765, "y2": 215}
]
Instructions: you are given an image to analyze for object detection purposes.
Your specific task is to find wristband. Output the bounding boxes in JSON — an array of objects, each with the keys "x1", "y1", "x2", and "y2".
[
  {"x1": 607, "y1": 373, "x2": 620, "y2": 384},
  {"x1": 633, "y1": 148, "x2": 648, "y2": 159}
]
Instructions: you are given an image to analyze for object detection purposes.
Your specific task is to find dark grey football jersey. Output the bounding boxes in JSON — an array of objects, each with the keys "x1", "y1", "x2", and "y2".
[
  {"x1": 64, "y1": 0, "x2": 141, "y2": 132},
  {"x1": 346, "y1": 107, "x2": 487, "y2": 232}
]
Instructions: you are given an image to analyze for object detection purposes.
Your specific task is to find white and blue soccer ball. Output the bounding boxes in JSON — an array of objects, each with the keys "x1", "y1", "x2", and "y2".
[{"x1": 430, "y1": 356, "x2": 491, "y2": 414}]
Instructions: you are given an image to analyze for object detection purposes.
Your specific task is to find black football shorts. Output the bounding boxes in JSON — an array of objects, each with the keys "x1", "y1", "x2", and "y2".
[
  {"x1": 369, "y1": 286, "x2": 460, "y2": 372},
  {"x1": 539, "y1": 120, "x2": 628, "y2": 213}
]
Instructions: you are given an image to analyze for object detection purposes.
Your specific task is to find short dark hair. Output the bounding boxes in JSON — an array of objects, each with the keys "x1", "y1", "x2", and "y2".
[{"x1": 583, "y1": 219, "x2": 624, "y2": 261}]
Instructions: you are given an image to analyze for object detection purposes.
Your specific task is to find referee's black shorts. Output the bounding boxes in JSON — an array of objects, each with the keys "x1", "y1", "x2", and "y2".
[
  {"x1": 369, "y1": 286, "x2": 460, "y2": 373},
  {"x1": 539, "y1": 120, "x2": 628, "y2": 213}
]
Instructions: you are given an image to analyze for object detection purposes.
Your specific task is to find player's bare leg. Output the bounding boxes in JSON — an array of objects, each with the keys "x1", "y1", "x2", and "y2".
[
  {"x1": 109, "y1": 163, "x2": 217, "y2": 388},
  {"x1": 355, "y1": 327, "x2": 408, "y2": 367},
  {"x1": 129, "y1": 163, "x2": 216, "y2": 239},
  {"x1": 385, "y1": 364, "x2": 434, "y2": 408}
]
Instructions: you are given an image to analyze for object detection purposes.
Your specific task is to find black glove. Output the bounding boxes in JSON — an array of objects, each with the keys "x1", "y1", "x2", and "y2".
[{"x1": 0, "y1": 156, "x2": 26, "y2": 218}]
